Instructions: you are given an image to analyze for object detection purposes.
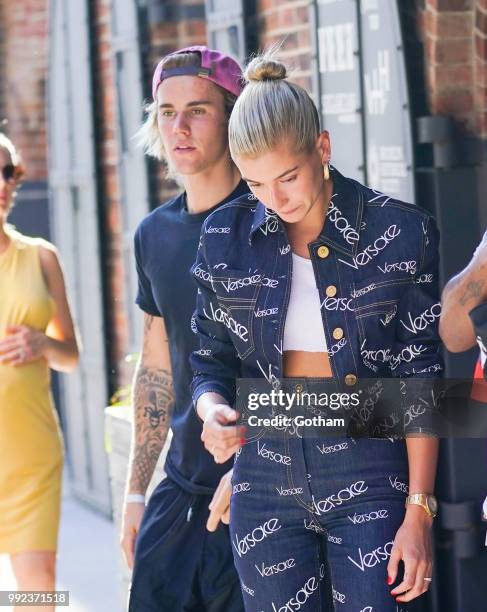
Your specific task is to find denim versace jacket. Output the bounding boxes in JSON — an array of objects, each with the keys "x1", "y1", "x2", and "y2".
[{"x1": 190, "y1": 167, "x2": 443, "y2": 407}]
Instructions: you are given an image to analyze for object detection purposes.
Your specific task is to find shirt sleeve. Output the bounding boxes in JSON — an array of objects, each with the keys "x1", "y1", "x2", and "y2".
[
  {"x1": 134, "y1": 224, "x2": 161, "y2": 317},
  {"x1": 190, "y1": 227, "x2": 241, "y2": 407}
]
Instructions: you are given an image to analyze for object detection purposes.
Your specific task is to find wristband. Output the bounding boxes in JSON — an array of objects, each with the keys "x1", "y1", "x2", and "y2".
[{"x1": 126, "y1": 493, "x2": 146, "y2": 504}]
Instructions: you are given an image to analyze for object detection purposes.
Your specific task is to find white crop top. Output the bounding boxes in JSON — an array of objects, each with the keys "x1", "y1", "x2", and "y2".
[{"x1": 283, "y1": 253, "x2": 328, "y2": 352}]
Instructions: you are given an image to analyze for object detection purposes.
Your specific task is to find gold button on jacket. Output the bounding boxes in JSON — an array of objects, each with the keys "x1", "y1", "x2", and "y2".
[
  {"x1": 344, "y1": 374, "x2": 357, "y2": 386},
  {"x1": 333, "y1": 327, "x2": 344, "y2": 340},
  {"x1": 317, "y1": 245, "x2": 329, "y2": 259}
]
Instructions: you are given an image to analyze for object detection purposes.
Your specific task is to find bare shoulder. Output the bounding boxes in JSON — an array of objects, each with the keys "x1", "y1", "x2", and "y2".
[
  {"x1": 37, "y1": 241, "x2": 65, "y2": 291},
  {"x1": 37, "y1": 240, "x2": 62, "y2": 269}
]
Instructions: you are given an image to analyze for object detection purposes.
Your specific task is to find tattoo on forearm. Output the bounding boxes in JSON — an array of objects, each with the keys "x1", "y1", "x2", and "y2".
[
  {"x1": 129, "y1": 366, "x2": 174, "y2": 493},
  {"x1": 143, "y1": 315, "x2": 154, "y2": 352},
  {"x1": 459, "y1": 279, "x2": 486, "y2": 306}
]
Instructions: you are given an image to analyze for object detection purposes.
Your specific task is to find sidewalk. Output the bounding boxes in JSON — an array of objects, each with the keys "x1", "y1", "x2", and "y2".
[{"x1": 0, "y1": 473, "x2": 123, "y2": 611}]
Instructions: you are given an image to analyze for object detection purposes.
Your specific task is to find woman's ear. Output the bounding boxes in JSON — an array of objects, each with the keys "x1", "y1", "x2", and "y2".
[{"x1": 316, "y1": 131, "x2": 331, "y2": 164}]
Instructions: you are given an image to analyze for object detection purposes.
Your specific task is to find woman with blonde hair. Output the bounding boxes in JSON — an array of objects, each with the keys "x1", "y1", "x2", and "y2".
[
  {"x1": 191, "y1": 52, "x2": 442, "y2": 610},
  {"x1": 0, "y1": 133, "x2": 78, "y2": 608}
]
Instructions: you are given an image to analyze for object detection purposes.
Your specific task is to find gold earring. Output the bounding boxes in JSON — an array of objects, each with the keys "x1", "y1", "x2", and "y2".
[{"x1": 323, "y1": 162, "x2": 330, "y2": 181}]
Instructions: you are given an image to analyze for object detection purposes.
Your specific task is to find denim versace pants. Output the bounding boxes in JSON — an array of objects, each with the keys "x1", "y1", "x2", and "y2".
[{"x1": 230, "y1": 430, "x2": 411, "y2": 611}]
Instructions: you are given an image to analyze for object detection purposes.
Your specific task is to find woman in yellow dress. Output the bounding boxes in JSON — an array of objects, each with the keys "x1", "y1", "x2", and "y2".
[{"x1": 0, "y1": 133, "x2": 79, "y2": 604}]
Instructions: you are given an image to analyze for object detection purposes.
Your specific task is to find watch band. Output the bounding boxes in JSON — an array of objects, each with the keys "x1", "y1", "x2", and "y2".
[{"x1": 405, "y1": 493, "x2": 437, "y2": 517}]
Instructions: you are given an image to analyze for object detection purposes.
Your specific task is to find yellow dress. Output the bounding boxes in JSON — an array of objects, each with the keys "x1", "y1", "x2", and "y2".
[{"x1": 0, "y1": 230, "x2": 64, "y2": 553}]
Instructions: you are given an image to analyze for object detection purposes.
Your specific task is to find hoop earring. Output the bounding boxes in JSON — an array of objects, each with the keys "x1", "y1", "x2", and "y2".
[{"x1": 323, "y1": 162, "x2": 330, "y2": 181}]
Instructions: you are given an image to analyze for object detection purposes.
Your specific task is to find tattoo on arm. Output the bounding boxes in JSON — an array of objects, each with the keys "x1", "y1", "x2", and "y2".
[
  {"x1": 143, "y1": 315, "x2": 154, "y2": 344},
  {"x1": 128, "y1": 365, "x2": 175, "y2": 494},
  {"x1": 459, "y1": 279, "x2": 486, "y2": 306}
]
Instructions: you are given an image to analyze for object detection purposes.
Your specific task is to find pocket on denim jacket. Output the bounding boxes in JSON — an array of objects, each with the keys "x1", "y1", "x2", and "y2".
[
  {"x1": 351, "y1": 273, "x2": 414, "y2": 343},
  {"x1": 210, "y1": 268, "x2": 261, "y2": 360},
  {"x1": 352, "y1": 273, "x2": 414, "y2": 311},
  {"x1": 216, "y1": 297, "x2": 258, "y2": 359}
]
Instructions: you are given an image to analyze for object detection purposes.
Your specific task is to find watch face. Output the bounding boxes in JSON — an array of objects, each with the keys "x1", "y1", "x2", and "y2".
[{"x1": 428, "y1": 496, "x2": 438, "y2": 514}]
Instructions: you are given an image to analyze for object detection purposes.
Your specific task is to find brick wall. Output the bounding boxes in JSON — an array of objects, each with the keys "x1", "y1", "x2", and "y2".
[
  {"x1": 475, "y1": 0, "x2": 487, "y2": 136},
  {"x1": 0, "y1": 0, "x2": 48, "y2": 180},
  {"x1": 418, "y1": 0, "x2": 487, "y2": 138},
  {"x1": 91, "y1": 0, "x2": 129, "y2": 387},
  {"x1": 256, "y1": 0, "x2": 313, "y2": 91},
  {"x1": 0, "y1": 2, "x2": 6, "y2": 126},
  {"x1": 144, "y1": 0, "x2": 207, "y2": 206}
]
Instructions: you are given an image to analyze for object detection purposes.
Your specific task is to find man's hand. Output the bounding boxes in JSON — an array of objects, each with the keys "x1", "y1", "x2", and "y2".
[
  {"x1": 120, "y1": 501, "x2": 146, "y2": 570},
  {"x1": 207, "y1": 469, "x2": 232, "y2": 532},
  {"x1": 201, "y1": 404, "x2": 244, "y2": 464}
]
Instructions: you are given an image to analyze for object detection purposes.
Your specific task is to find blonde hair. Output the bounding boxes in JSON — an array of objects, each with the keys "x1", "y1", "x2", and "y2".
[
  {"x1": 228, "y1": 50, "x2": 320, "y2": 159},
  {"x1": 0, "y1": 132, "x2": 25, "y2": 181},
  {"x1": 135, "y1": 52, "x2": 237, "y2": 163}
]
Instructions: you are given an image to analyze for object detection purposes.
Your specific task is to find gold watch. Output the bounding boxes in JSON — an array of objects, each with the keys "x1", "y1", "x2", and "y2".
[{"x1": 405, "y1": 493, "x2": 438, "y2": 518}]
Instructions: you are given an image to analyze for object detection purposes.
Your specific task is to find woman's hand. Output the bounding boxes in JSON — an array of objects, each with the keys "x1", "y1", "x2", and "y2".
[
  {"x1": 201, "y1": 404, "x2": 244, "y2": 464},
  {"x1": 0, "y1": 325, "x2": 48, "y2": 366},
  {"x1": 388, "y1": 506, "x2": 434, "y2": 604}
]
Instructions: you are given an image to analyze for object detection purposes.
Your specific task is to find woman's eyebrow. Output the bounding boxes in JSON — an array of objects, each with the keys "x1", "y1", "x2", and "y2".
[{"x1": 242, "y1": 166, "x2": 298, "y2": 183}]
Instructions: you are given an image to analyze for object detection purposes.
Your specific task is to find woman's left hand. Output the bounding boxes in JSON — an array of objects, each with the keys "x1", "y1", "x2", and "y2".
[
  {"x1": 388, "y1": 507, "x2": 434, "y2": 604},
  {"x1": 0, "y1": 325, "x2": 48, "y2": 366}
]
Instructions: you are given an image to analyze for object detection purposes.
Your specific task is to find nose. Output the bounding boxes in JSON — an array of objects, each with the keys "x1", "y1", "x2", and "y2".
[
  {"x1": 173, "y1": 112, "x2": 190, "y2": 135},
  {"x1": 268, "y1": 185, "x2": 288, "y2": 211}
]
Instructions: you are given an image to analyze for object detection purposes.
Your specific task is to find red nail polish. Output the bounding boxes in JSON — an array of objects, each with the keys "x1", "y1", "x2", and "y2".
[
  {"x1": 387, "y1": 576, "x2": 393, "y2": 585},
  {"x1": 240, "y1": 438, "x2": 245, "y2": 446}
]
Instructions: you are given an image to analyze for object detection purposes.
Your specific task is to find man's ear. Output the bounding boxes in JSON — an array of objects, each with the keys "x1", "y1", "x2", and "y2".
[{"x1": 316, "y1": 131, "x2": 331, "y2": 163}]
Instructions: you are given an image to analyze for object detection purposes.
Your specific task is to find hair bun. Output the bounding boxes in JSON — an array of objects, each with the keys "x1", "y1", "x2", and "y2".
[{"x1": 244, "y1": 56, "x2": 287, "y2": 83}]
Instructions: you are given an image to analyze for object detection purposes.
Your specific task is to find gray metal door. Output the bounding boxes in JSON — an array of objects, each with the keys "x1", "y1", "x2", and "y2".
[
  {"x1": 205, "y1": 0, "x2": 247, "y2": 61},
  {"x1": 314, "y1": 0, "x2": 415, "y2": 203},
  {"x1": 111, "y1": 0, "x2": 150, "y2": 354},
  {"x1": 48, "y1": 0, "x2": 111, "y2": 514}
]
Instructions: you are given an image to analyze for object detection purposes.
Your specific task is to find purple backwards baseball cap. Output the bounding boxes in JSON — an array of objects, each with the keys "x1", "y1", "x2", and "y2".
[{"x1": 152, "y1": 45, "x2": 244, "y2": 101}]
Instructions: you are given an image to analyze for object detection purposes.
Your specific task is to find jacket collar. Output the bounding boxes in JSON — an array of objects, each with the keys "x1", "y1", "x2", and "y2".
[{"x1": 249, "y1": 166, "x2": 364, "y2": 257}]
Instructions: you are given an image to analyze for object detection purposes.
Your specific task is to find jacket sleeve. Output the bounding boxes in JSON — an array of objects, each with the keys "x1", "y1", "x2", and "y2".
[
  {"x1": 387, "y1": 215, "x2": 443, "y2": 435},
  {"x1": 189, "y1": 229, "x2": 241, "y2": 407},
  {"x1": 469, "y1": 301, "x2": 487, "y2": 379},
  {"x1": 390, "y1": 214, "x2": 443, "y2": 379}
]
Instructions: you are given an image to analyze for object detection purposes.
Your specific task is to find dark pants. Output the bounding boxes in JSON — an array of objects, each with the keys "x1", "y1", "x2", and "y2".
[
  {"x1": 129, "y1": 477, "x2": 244, "y2": 612},
  {"x1": 231, "y1": 432, "x2": 413, "y2": 611}
]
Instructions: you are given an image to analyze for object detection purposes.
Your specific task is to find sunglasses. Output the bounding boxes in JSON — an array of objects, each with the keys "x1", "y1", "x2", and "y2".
[{"x1": 1, "y1": 164, "x2": 17, "y2": 183}]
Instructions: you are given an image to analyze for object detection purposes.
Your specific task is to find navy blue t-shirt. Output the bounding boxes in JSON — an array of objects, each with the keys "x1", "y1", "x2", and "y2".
[{"x1": 134, "y1": 180, "x2": 249, "y2": 494}]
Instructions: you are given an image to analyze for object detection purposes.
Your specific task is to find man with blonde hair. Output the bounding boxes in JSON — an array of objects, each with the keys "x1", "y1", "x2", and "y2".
[{"x1": 121, "y1": 46, "x2": 247, "y2": 611}]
